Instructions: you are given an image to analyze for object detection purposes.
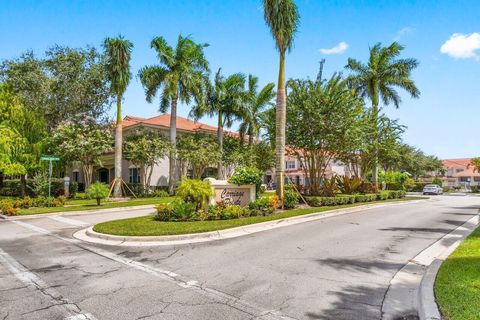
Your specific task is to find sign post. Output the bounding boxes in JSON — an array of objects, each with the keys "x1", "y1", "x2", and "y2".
[{"x1": 40, "y1": 156, "x2": 61, "y2": 207}]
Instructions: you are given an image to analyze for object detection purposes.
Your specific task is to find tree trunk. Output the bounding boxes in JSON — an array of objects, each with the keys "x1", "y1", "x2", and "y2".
[
  {"x1": 217, "y1": 111, "x2": 225, "y2": 180},
  {"x1": 275, "y1": 52, "x2": 286, "y2": 203},
  {"x1": 371, "y1": 103, "x2": 379, "y2": 188},
  {"x1": 113, "y1": 95, "x2": 123, "y2": 197},
  {"x1": 168, "y1": 96, "x2": 178, "y2": 195},
  {"x1": 83, "y1": 164, "x2": 93, "y2": 189},
  {"x1": 20, "y1": 174, "x2": 27, "y2": 198}
]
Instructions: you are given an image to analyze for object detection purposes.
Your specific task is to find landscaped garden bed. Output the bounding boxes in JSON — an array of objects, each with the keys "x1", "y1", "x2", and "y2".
[
  {"x1": 435, "y1": 225, "x2": 480, "y2": 320},
  {"x1": 93, "y1": 196, "x2": 423, "y2": 236}
]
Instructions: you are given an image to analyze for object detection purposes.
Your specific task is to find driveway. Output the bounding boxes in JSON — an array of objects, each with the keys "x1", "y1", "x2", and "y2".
[{"x1": 0, "y1": 196, "x2": 477, "y2": 320}]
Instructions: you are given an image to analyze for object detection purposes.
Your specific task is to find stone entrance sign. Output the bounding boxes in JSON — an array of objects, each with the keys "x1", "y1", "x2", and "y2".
[{"x1": 204, "y1": 178, "x2": 255, "y2": 207}]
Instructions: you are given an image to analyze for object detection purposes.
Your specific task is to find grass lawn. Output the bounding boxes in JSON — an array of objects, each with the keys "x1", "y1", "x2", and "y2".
[
  {"x1": 435, "y1": 225, "x2": 480, "y2": 320},
  {"x1": 17, "y1": 197, "x2": 174, "y2": 215},
  {"x1": 93, "y1": 196, "x2": 425, "y2": 236}
]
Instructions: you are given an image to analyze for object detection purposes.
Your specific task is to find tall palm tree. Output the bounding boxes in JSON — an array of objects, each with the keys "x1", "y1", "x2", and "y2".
[
  {"x1": 139, "y1": 35, "x2": 209, "y2": 194},
  {"x1": 263, "y1": 0, "x2": 300, "y2": 201},
  {"x1": 239, "y1": 75, "x2": 275, "y2": 146},
  {"x1": 103, "y1": 36, "x2": 133, "y2": 198},
  {"x1": 191, "y1": 68, "x2": 245, "y2": 179},
  {"x1": 345, "y1": 42, "x2": 420, "y2": 187}
]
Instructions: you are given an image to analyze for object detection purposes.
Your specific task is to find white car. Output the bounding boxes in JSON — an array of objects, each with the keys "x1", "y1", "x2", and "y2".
[{"x1": 423, "y1": 184, "x2": 443, "y2": 195}]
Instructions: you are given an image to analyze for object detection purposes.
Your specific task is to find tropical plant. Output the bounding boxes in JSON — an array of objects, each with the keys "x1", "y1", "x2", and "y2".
[
  {"x1": 238, "y1": 75, "x2": 275, "y2": 146},
  {"x1": 263, "y1": 0, "x2": 300, "y2": 201},
  {"x1": 139, "y1": 35, "x2": 209, "y2": 194},
  {"x1": 103, "y1": 36, "x2": 133, "y2": 198},
  {"x1": 123, "y1": 129, "x2": 170, "y2": 188},
  {"x1": 86, "y1": 182, "x2": 110, "y2": 205},
  {"x1": 320, "y1": 176, "x2": 338, "y2": 197},
  {"x1": 191, "y1": 68, "x2": 245, "y2": 179},
  {"x1": 345, "y1": 42, "x2": 420, "y2": 186},
  {"x1": 175, "y1": 178, "x2": 213, "y2": 211},
  {"x1": 336, "y1": 176, "x2": 363, "y2": 194}
]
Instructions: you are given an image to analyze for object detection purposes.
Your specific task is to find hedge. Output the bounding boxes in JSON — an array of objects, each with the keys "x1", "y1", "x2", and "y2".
[{"x1": 306, "y1": 190, "x2": 406, "y2": 207}]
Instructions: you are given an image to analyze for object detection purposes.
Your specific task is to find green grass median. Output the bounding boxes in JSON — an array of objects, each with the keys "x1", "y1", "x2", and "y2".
[
  {"x1": 17, "y1": 197, "x2": 174, "y2": 215},
  {"x1": 435, "y1": 225, "x2": 480, "y2": 320},
  {"x1": 93, "y1": 197, "x2": 424, "y2": 237}
]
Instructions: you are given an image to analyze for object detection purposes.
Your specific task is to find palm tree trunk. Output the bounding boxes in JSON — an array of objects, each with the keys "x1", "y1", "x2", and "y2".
[
  {"x1": 168, "y1": 95, "x2": 178, "y2": 195},
  {"x1": 275, "y1": 52, "x2": 286, "y2": 202},
  {"x1": 372, "y1": 103, "x2": 379, "y2": 189},
  {"x1": 113, "y1": 95, "x2": 123, "y2": 197},
  {"x1": 217, "y1": 111, "x2": 224, "y2": 180}
]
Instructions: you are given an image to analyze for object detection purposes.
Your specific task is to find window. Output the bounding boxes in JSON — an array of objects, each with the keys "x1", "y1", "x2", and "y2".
[
  {"x1": 286, "y1": 160, "x2": 296, "y2": 169},
  {"x1": 460, "y1": 177, "x2": 469, "y2": 182},
  {"x1": 474, "y1": 177, "x2": 480, "y2": 182},
  {"x1": 456, "y1": 168, "x2": 464, "y2": 173},
  {"x1": 73, "y1": 171, "x2": 79, "y2": 182},
  {"x1": 129, "y1": 168, "x2": 140, "y2": 184}
]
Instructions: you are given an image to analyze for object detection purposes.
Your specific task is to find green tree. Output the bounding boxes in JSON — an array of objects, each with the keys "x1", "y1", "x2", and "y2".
[
  {"x1": 177, "y1": 133, "x2": 221, "y2": 179},
  {"x1": 471, "y1": 158, "x2": 480, "y2": 174},
  {"x1": 263, "y1": 0, "x2": 300, "y2": 201},
  {"x1": 1, "y1": 46, "x2": 112, "y2": 130},
  {"x1": 103, "y1": 36, "x2": 133, "y2": 198},
  {"x1": 345, "y1": 42, "x2": 420, "y2": 186},
  {"x1": 239, "y1": 75, "x2": 275, "y2": 146},
  {"x1": 51, "y1": 117, "x2": 112, "y2": 188},
  {"x1": 0, "y1": 84, "x2": 46, "y2": 196},
  {"x1": 191, "y1": 69, "x2": 245, "y2": 179},
  {"x1": 286, "y1": 75, "x2": 363, "y2": 195},
  {"x1": 139, "y1": 35, "x2": 209, "y2": 194},
  {"x1": 123, "y1": 129, "x2": 170, "y2": 188}
]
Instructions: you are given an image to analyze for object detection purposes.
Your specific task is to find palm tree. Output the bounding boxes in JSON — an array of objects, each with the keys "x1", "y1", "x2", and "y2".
[
  {"x1": 103, "y1": 36, "x2": 133, "y2": 198},
  {"x1": 239, "y1": 75, "x2": 275, "y2": 146},
  {"x1": 139, "y1": 35, "x2": 209, "y2": 194},
  {"x1": 345, "y1": 42, "x2": 420, "y2": 187},
  {"x1": 191, "y1": 68, "x2": 245, "y2": 180},
  {"x1": 263, "y1": 0, "x2": 300, "y2": 201}
]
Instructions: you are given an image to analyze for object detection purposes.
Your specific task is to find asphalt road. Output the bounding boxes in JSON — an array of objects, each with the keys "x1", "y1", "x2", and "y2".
[{"x1": 0, "y1": 196, "x2": 478, "y2": 320}]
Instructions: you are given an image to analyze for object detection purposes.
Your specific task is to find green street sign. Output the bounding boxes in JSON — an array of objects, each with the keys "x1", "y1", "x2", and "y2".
[{"x1": 40, "y1": 156, "x2": 60, "y2": 161}]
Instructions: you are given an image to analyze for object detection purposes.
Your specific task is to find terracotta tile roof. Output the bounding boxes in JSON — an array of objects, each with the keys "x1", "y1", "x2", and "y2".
[
  {"x1": 442, "y1": 158, "x2": 480, "y2": 177},
  {"x1": 123, "y1": 114, "x2": 219, "y2": 133}
]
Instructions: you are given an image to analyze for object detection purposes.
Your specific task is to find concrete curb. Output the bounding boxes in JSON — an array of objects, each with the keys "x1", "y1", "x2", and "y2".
[
  {"x1": 1, "y1": 204, "x2": 156, "y2": 220},
  {"x1": 381, "y1": 213, "x2": 479, "y2": 320},
  {"x1": 74, "y1": 199, "x2": 428, "y2": 247}
]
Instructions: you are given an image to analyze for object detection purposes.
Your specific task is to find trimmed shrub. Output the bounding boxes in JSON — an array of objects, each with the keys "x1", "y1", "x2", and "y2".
[
  {"x1": 69, "y1": 181, "x2": 79, "y2": 198},
  {"x1": 0, "y1": 199, "x2": 17, "y2": 216},
  {"x1": 248, "y1": 197, "x2": 275, "y2": 216},
  {"x1": 155, "y1": 198, "x2": 197, "y2": 221},
  {"x1": 221, "y1": 205, "x2": 247, "y2": 220},
  {"x1": 86, "y1": 182, "x2": 110, "y2": 205},
  {"x1": 377, "y1": 192, "x2": 389, "y2": 201},
  {"x1": 229, "y1": 166, "x2": 263, "y2": 198},
  {"x1": 154, "y1": 189, "x2": 169, "y2": 198},
  {"x1": 13, "y1": 196, "x2": 33, "y2": 209},
  {"x1": 284, "y1": 185, "x2": 299, "y2": 209}
]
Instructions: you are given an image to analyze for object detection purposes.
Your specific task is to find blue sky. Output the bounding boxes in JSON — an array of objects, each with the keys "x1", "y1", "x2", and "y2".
[{"x1": 1, "y1": 0, "x2": 479, "y2": 159}]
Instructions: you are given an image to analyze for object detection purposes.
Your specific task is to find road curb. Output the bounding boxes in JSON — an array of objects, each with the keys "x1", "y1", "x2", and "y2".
[
  {"x1": 1, "y1": 204, "x2": 156, "y2": 220},
  {"x1": 74, "y1": 199, "x2": 427, "y2": 247},
  {"x1": 381, "y1": 213, "x2": 479, "y2": 320}
]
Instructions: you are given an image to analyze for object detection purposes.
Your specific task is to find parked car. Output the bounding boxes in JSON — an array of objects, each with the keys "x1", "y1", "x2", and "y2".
[{"x1": 423, "y1": 184, "x2": 443, "y2": 195}]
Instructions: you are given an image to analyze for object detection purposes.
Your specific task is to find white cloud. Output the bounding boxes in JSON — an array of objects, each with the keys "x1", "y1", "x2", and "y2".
[
  {"x1": 440, "y1": 33, "x2": 480, "y2": 60},
  {"x1": 394, "y1": 26, "x2": 414, "y2": 41},
  {"x1": 319, "y1": 42, "x2": 349, "y2": 55}
]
